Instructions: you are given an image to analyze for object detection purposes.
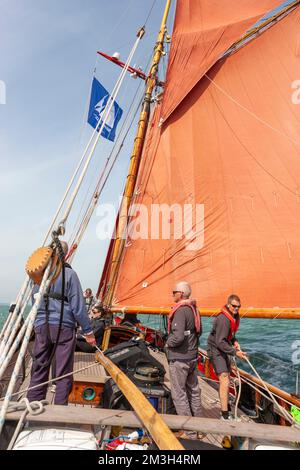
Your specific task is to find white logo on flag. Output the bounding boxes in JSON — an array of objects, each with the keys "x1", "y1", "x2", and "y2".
[{"x1": 94, "y1": 95, "x2": 115, "y2": 130}]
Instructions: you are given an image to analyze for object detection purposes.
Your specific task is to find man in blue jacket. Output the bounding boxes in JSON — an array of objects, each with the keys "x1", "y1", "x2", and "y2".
[{"x1": 27, "y1": 241, "x2": 96, "y2": 405}]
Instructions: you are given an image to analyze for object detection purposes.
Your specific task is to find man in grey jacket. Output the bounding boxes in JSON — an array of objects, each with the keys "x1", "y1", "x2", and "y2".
[{"x1": 166, "y1": 281, "x2": 202, "y2": 439}]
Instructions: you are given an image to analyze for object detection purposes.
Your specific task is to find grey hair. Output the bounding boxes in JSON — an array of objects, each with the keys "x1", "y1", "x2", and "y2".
[{"x1": 175, "y1": 281, "x2": 192, "y2": 299}]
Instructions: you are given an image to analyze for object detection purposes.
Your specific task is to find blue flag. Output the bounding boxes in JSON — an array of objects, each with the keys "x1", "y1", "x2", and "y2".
[{"x1": 87, "y1": 77, "x2": 123, "y2": 142}]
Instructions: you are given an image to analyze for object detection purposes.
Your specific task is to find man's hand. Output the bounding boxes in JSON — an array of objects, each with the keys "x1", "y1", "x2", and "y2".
[
  {"x1": 84, "y1": 332, "x2": 97, "y2": 346},
  {"x1": 236, "y1": 350, "x2": 248, "y2": 360},
  {"x1": 234, "y1": 341, "x2": 240, "y2": 350}
]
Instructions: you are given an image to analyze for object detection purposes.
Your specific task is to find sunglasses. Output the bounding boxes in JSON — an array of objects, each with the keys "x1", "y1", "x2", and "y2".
[
  {"x1": 231, "y1": 303, "x2": 241, "y2": 310},
  {"x1": 172, "y1": 291, "x2": 183, "y2": 295}
]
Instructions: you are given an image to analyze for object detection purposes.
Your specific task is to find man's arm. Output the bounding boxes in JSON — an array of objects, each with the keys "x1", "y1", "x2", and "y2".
[
  {"x1": 166, "y1": 308, "x2": 188, "y2": 348},
  {"x1": 68, "y1": 270, "x2": 93, "y2": 335}
]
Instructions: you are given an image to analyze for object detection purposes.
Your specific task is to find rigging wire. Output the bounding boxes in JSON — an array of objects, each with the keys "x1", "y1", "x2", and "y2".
[
  {"x1": 0, "y1": 33, "x2": 143, "y2": 360},
  {"x1": 58, "y1": 34, "x2": 142, "y2": 227},
  {"x1": 67, "y1": 91, "x2": 145, "y2": 260},
  {"x1": 66, "y1": 78, "x2": 138, "y2": 244},
  {"x1": 198, "y1": 350, "x2": 300, "y2": 415},
  {"x1": 1, "y1": 41, "x2": 143, "y2": 344},
  {"x1": 143, "y1": 0, "x2": 158, "y2": 28},
  {"x1": 0, "y1": 263, "x2": 54, "y2": 437},
  {"x1": 0, "y1": 290, "x2": 31, "y2": 360},
  {"x1": 244, "y1": 356, "x2": 296, "y2": 424},
  {"x1": 0, "y1": 362, "x2": 98, "y2": 401},
  {"x1": 0, "y1": 35, "x2": 145, "y2": 439}
]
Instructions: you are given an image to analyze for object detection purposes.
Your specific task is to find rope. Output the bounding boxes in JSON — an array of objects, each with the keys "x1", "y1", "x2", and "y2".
[
  {"x1": 1, "y1": 362, "x2": 99, "y2": 401},
  {"x1": 0, "y1": 281, "x2": 32, "y2": 354},
  {"x1": 6, "y1": 398, "x2": 46, "y2": 450},
  {"x1": 0, "y1": 290, "x2": 31, "y2": 360},
  {"x1": 1, "y1": 361, "x2": 98, "y2": 448},
  {"x1": 0, "y1": 30, "x2": 145, "y2": 353},
  {"x1": 67, "y1": 80, "x2": 145, "y2": 259},
  {"x1": 0, "y1": 262, "x2": 54, "y2": 437},
  {"x1": 199, "y1": 349, "x2": 300, "y2": 413},
  {"x1": 0, "y1": 310, "x2": 33, "y2": 380},
  {"x1": 41, "y1": 37, "x2": 143, "y2": 240},
  {"x1": 244, "y1": 356, "x2": 296, "y2": 425},
  {"x1": 232, "y1": 358, "x2": 242, "y2": 420},
  {"x1": 235, "y1": 367, "x2": 300, "y2": 412},
  {"x1": 59, "y1": 34, "x2": 143, "y2": 227},
  {"x1": 0, "y1": 34, "x2": 145, "y2": 440},
  {"x1": 143, "y1": 0, "x2": 158, "y2": 28},
  {"x1": 234, "y1": 372, "x2": 283, "y2": 410}
]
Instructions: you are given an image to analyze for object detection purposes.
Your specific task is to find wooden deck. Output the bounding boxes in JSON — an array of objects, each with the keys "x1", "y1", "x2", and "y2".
[
  {"x1": 150, "y1": 349, "x2": 252, "y2": 448},
  {"x1": 71, "y1": 352, "x2": 108, "y2": 383},
  {"x1": 6, "y1": 347, "x2": 300, "y2": 449},
  {"x1": 14, "y1": 349, "x2": 255, "y2": 448}
]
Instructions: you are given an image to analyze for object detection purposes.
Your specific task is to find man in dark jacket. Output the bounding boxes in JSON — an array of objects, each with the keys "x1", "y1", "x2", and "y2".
[
  {"x1": 166, "y1": 281, "x2": 202, "y2": 439},
  {"x1": 207, "y1": 294, "x2": 247, "y2": 420},
  {"x1": 27, "y1": 241, "x2": 96, "y2": 405}
]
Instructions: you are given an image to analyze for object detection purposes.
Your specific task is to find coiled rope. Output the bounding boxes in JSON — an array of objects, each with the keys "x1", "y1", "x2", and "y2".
[{"x1": 6, "y1": 398, "x2": 46, "y2": 450}]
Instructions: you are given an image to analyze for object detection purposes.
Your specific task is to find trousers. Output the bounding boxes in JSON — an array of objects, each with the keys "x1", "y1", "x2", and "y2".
[
  {"x1": 27, "y1": 324, "x2": 76, "y2": 405},
  {"x1": 169, "y1": 358, "x2": 202, "y2": 438}
]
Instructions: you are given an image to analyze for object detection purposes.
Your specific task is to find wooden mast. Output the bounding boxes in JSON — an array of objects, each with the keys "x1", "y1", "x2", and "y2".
[{"x1": 102, "y1": 0, "x2": 172, "y2": 306}]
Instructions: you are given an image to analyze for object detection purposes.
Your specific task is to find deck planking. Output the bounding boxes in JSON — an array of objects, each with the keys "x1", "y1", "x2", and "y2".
[{"x1": 13, "y1": 348, "x2": 254, "y2": 448}]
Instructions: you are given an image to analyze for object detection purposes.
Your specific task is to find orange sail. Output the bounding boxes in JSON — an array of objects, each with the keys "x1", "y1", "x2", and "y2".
[
  {"x1": 161, "y1": 0, "x2": 283, "y2": 122},
  {"x1": 105, "y1": 5, "x2": 300, "y2": 311}
]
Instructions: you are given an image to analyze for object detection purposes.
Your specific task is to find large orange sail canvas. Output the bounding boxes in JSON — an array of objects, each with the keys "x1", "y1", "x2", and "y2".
[
  {"x1": 109, "y1": 7, "x2": 300, "y2": 310},
  {"x1": 161, "y1": 0, "x2": 283, "y2": 122}
]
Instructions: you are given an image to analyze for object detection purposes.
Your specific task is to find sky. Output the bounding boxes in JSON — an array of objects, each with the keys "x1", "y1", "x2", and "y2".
[
  {"x1": 0, "y1": 0, "x2": 295, "y2": 302},
  {"x1": 0, "y1": 0, "x2": 176, "y2": 302}
]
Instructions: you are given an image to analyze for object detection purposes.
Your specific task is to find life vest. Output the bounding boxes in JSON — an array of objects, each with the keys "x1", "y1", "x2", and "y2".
[
  {"x1": 218, "y1": 306, "x2": 240, "y2": 342},
  {"x1": 168, "y1": 299, "x2": 201, "y2": 335}
]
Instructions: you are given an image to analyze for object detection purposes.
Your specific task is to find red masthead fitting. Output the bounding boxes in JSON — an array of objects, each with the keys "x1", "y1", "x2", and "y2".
[{"x1": 97, "y1": 51, "x2": 147, "y2": 81}]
